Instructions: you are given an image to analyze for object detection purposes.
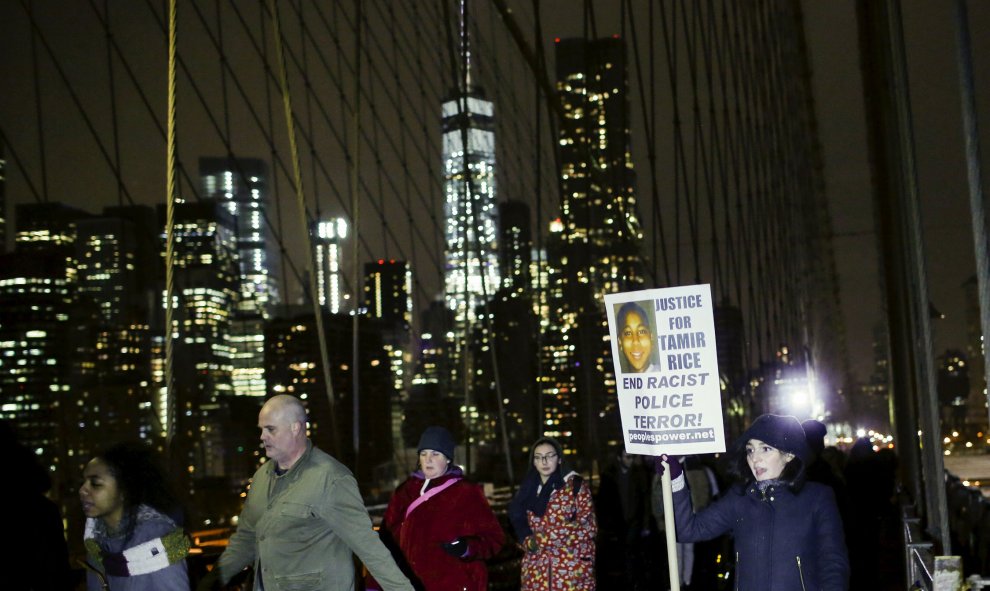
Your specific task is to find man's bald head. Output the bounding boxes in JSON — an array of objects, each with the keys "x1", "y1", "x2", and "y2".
[
  {"x1": 263, "y1": 395, "x2": 308, "y2": 426},
  {"x1": 259, "y1": 395, "x2": 309, "y2": 469}
]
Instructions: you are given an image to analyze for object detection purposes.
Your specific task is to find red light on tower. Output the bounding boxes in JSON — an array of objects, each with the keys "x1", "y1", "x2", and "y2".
[{"x1": 554, "y1": 37, "x2": 561, "y2": 43}]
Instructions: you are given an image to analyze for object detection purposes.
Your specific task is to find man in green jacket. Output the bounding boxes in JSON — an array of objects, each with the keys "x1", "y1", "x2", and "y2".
[{"x1": 214, "y1": 394, "x2": 413, "y2": 591}]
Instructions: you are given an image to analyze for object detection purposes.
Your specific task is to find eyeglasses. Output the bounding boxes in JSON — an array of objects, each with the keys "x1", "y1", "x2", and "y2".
[{"x1": 533, "y1": 452, "x2": 558, "y2": 464}]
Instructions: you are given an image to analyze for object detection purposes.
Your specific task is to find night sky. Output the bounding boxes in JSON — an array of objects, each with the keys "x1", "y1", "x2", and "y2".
[{"x1": 1, "y1": 1, "x2": 989, "y2": 387}]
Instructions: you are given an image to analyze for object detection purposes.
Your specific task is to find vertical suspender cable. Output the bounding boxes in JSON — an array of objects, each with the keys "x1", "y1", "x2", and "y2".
[
  {"x1": 953, "y1": 0, "x2": 990, "y2": 431},
  {"x1": 259, "y1": 1, "x2": 290, "y2": 318},
  {"x1": 269, "y1": 0, "x2": 341, "y2": 457},
  {"x1": 28, "y1": 0, "x2": 49, "y2": 203},
  {"x1": 104, "y1": 0, "x2": 124, "y2": 208},
  {"x1": 352, "y1": 0, "x2": 362, "y2": 461},
  {"x1": 531, "y1": 0, "x2": 545, "y2": 446},
  {"x1": 164, "y1": 0, "x2": 178, "y2": 454}
]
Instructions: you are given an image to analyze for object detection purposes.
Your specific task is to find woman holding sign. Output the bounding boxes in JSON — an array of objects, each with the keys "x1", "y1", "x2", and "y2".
[
  {"x1": 509, "y1": 437, "x2": 597, "y2": 590},
  {"x1": 616, "y1": 301, "x2": 662, "y2": 373},
  {"x1": 657, "y1": 414, "x2": 849, "y2": 591}
]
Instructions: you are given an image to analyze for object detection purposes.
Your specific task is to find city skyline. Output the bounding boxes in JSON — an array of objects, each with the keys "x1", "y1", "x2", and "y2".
[
  {"x1": 0, "y1": 3, "x2": 988, "y2": 433},
  {"x1": 2, "y1": 4, "x2": 989, "y2": 586},
  {"x1": 2, "y1": 2, "x2": 988, "y2": 388}
]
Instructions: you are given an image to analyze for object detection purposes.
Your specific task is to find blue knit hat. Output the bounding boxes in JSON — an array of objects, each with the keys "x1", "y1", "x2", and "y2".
[
  {"x1": 417, "y1": 426, "x2": 456, "y2": 461},
  {"x1": 739, "y1": 414, "x2": 810, "y2": 464}
]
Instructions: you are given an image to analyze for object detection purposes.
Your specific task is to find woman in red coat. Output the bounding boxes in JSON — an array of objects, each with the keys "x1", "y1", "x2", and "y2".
[
  {"x1": 370, "y1": 426, "x2": 504, "y2": 591},
  {"x1": 508, "y1": 437, "x2": 597, "y2": 590}
]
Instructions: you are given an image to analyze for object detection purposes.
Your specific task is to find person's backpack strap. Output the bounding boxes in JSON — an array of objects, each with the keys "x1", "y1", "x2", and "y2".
[
  {"x1": 567, "y1": 475, "x2": 583, "y2": 522},
  {"x1": 405, "y1": 478, "x2": 461, "y2": 519}
]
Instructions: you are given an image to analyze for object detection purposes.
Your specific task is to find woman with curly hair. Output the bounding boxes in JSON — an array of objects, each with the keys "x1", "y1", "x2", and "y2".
[{"x1": 79, "y1": 441, "x2": 191, "y2": 590}]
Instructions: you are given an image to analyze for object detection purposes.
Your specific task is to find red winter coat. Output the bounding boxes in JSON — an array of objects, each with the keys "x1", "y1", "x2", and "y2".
[{"x1": 376, "y1": 469, "x2": 504, "y2": 591}]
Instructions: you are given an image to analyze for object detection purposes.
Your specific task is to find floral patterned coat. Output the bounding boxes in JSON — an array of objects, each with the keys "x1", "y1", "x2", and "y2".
[{"x1": 520, "y1": 474, "x2": 597, "y2": 591}]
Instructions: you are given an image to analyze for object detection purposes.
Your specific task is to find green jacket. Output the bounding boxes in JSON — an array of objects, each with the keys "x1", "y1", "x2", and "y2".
[{"x1": 218, "y1": 441, "x2": 413, "y2": 591}]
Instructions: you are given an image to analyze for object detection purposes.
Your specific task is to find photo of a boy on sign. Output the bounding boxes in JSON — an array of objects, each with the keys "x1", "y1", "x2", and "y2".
[{"x1": 614, "y1": 300, "x2": 662, "y2": 373}]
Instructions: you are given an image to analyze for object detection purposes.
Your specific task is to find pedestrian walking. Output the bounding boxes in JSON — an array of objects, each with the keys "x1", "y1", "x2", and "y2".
[
  {"x1": 509, "y1": 437, "x2": 596, "y2": 590},
  {"x1": 80, "y1": 441, "x2": 190, "y2": 590}
]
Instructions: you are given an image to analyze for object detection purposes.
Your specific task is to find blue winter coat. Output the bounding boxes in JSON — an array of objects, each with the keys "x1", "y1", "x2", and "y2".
[{"x1": 672, "y1": 480, "x2": 849, "y2": 591}]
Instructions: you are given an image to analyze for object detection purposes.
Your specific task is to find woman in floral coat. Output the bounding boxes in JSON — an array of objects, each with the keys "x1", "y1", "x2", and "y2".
[{"x1": 509, "y1": 437, "x2": 596, "y2": 591}]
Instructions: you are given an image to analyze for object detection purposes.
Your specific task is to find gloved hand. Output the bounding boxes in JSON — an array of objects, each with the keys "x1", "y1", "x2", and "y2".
[
  {"x1": 654, "y1": 454, "x2": 683, "y2": 480},
  {"x1": 441, "y1": 537, "x2": 469, "y2": 558},
  {"x1": 524, "y1": 535, "x2": 540, "y2": 554},
  {"x1": 195, "y1": 568, "x2": 222, "y2": 591}
]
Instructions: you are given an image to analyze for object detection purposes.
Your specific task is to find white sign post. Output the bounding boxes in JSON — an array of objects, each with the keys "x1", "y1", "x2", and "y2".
[{"x1": 604, "y1": 284, "x2": 726, "y2": 591}]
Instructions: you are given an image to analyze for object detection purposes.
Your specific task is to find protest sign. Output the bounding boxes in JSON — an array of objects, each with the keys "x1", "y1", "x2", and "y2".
[{"x1": 605, "y1": 284, "x2": 726, "y2": 455}]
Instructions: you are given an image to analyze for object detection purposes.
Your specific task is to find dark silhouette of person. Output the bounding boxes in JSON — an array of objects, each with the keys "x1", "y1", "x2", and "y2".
[
  {"x1": 596, "y1": 449, "x2": 651, "y2": 589},
  {"x1": 0, "y1": 420, "x2": 73, "y2": 590},
  {"x1": 802, "y1": 420, "x2": 851, "y2": 529},
  {"x1": 843, "y1": 437, "x2": 903, "y2": 591}
]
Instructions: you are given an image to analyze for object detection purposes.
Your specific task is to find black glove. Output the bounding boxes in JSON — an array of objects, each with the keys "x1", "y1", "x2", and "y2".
[
  {"x1": 195, "y1": 568, "x2": 222, "y2": 591},
  {"x1": 654, "y1": 454, "x2": 683, "y2": 480},
  {"x1": 441, "y1": 537, "x2": 469, "y2": 558}
]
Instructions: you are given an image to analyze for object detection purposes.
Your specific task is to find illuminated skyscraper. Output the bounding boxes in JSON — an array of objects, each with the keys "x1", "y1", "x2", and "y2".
[
  {"x1": 314, "y1": 217, "x2": 349, "y2": 314},
  {"x1": 554, "y1": 36, "x2": 646, "y2": 298},
  {"x1": 162, "y1": 201, "x2": 238, "y2": 497},
  {"x1": 59, "y1": 207, "x2": 159, "y2": 543},
  {"x1": 200, "y1": 158, "x2": 277, "y2": 399},
  {"x1": 76, "y1": 207, "x2": 156, "y2": 325},
  {"x1": 466, "y1": 201, "x2": 538, "y2": 476},
  {"x1": 200, "y1": 157, "x2": 279, "y2": 316},
  {"x1": 442, "y1": 88, "x2": 498, "y2": 327},
  {"x1": 441, "y1": 3, "x2": 499, "y2": 330},
  {"x1": 75, "y1": 207, "x2": 159, "y2": 446},
  {"x1": 14, "y1": 202, "x2": 87, "y2": 256},
  {"x1": 440, "y1": 7, "x2": 500, "y2": 442},
  {"x1": 264, "y1": 309, "x2": 395, "y2": 485},
  {"x1": 0, "y1": 203, "x2": 93, "y2": 520},
  {"x1": 538, "y1": 37, "x2": 647, "y2": 463},
  {"x1": 498, "y1": 200, "x2": 531, "y2": 297},
  {"x1": 363, "y1": 259, "x2": 412, "y2": 330},
  {"x1": 363, "y1": 259, "x2": 413, "y2": 450},
  {"x1": 0, "y1": 250, "x2": 76, "y2": 481}
]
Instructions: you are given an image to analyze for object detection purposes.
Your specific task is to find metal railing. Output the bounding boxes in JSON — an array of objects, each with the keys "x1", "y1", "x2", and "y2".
[
  {"x1": 903, "y1": 514, "x2": 934, "y2": 590},
  {"x1": 902, "y1": 468, "x2": 990, "y2": 590}
]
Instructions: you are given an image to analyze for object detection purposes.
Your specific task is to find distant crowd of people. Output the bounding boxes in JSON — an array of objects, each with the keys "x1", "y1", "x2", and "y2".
[{"x1": 4, "y1": 395, "x2": 912, "y2": 591}]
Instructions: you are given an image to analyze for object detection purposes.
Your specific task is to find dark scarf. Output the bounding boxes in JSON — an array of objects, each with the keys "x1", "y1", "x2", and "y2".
[{"x1": 508, "y1": 467, "x2": 565, "y2": 540}]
